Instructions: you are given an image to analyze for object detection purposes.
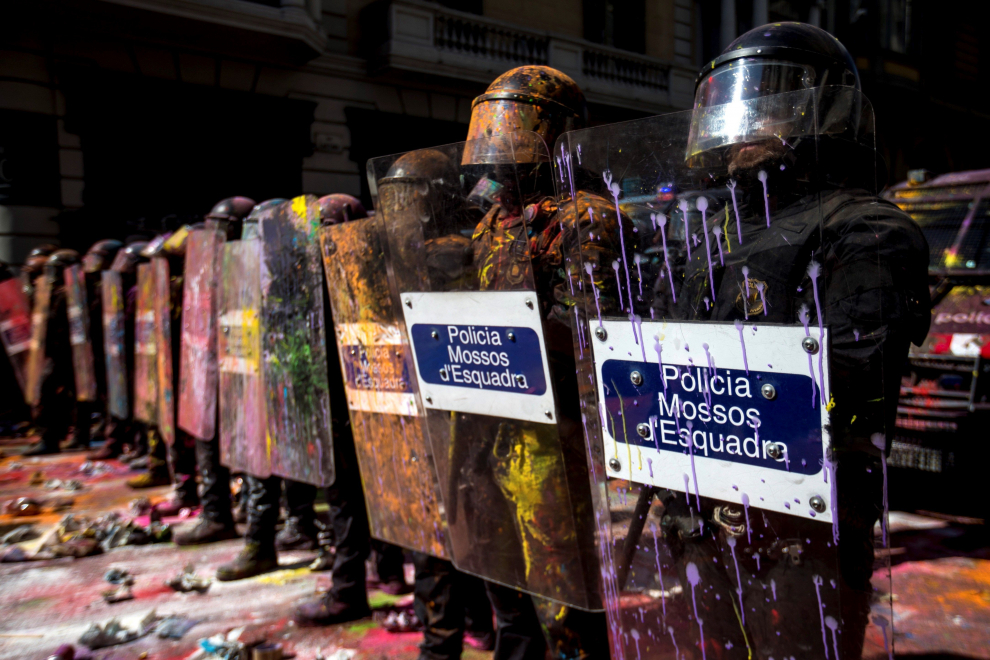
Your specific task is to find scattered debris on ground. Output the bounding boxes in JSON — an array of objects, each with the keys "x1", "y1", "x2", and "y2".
[
  {"x1": 166, "y1": 564, "x2": 212, "y2": 593},
  {"x1": 78, "y1": 611, "x2": 160, "y2": 650}
]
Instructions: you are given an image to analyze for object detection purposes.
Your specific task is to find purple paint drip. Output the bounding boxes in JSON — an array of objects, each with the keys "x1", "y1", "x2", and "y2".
[
  {"x1": 727, "y1": 537, "x2": 745, "y2": 624},
  {"x1": 770, "y1": 578, "x2": 777, "y2": 601},
  {"x1": 756, "y1": 281, "x2": 768, "y2": 316},
  {"x1": 653, "y1": 340, "x2": 666, "y2": 391},
  {"x1": 825, "y1": 616, "x2": 840, "y2": 660},
  {"x1": 585, "y1": 262, "x2": 603, "y2": 327},
  {"x1": 649, "y1": 524, "x2": 667, "y2": 623},
  {"x1": 712, "y1": 226, "x2": 725, "y2": 266},
  {"x1": 634, "y1": 254, "x2": 644, "y2": 297},
  {"x1": 727, "y1": 180, "x2": 743, "y2": 245},
  {"x1": 741, "y1": 492, "x2": 752, "y2": 544},
  {"x1": 798, "y1": 304, "x2": 819, "y2": 407},
  {"x1": 808, "y1": 261, "x2": 827, "y2": 405},
  {"x1": 679, "y1": 198, "x2": 691, "y2": 260},
  {"x1": 685, "y1": 562, "x2": 706, "y2": 660},
  {"x1": 757, "y1": 170, "x2": 771, "y2": 227},
  {"x1": 822, "y1": 454, "x2": 840, "y2": 544},
  {"x1": 604, "y1": 171, "x2": 636, "y2": 316},
  {"x1": 698, "y1": 197, "x2": 716, "y2": 301},
  {"x1": 682, "y1": 473, "x2": 691, "y2": 506},
  {"x1": 657, "y1": 214, "x2": 677, "y2": 302},
  {"x1": 686, "y1": 420, "x2": 701, "y2": 509},
  {"x1": 633, "y1": 314, "x2": 647, "y2": 362},
  {"x1": 734, "y1": 320, "x2": 749, "y2": 374},
  {"x1": 574, "y1": 304, "x2": 584, "y2": 360},
  {"x1": 874, "y1": 616, "x2": 894, "y2": 660},
  {"x1": 612, "y1": 259, "x2": 624, "y2": 311},
  {"x1": 813, "y1": 574, "x2": 829, "y2": 659}
]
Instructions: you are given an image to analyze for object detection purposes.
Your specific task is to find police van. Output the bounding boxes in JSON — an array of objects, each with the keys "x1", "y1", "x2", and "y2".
[{"x1": 884, "y1": 168, "x2": 990, "y2": 520}]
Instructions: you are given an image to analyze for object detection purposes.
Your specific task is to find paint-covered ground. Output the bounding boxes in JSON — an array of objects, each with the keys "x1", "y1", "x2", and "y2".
[
  {"x1": 1, "y1": 438, "x2": 989, "y2": 659},
  {"x1": 0, "y1": 440, "x2": 493, "y2": 660}
]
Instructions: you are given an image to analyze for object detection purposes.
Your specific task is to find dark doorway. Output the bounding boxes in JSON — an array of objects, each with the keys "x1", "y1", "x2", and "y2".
[
  {"x1": 345, "y1": 108, "x2": 468, "y2": 209},
  {"x1": 57, "y1": 68, "x2": 315, "y2": 249}
]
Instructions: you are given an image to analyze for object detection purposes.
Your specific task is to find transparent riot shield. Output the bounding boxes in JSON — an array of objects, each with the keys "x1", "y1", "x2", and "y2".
[
  {"x1": 133, "y1": 263, "x2": 158, "y2": 424},
  {"x1": 64, "y1": 265, "x2": 97, "y2": 402},
  {"x1": 370, "y1": 133, "x2": 600, "y2": 609},
  {"x1": 24, "y1": 275, "x2": 52, "y2": 407},
  {"x1": 101, "y1": 271, "x2": 128, "y2": 420},
  {"x1": 0, "y1": 277, "x2": 33, "y2": 394},
  {"x1": 557, "y1": 88, "x2": 918, "y2": 659},
  {"x1": 218, "y1": 237, "x2": 270, "y2": 477},
  {"x1": 178, "y1": 226, "x2": 223, "y2": 440},
  {"x1": 259, "y1": 195, "x2": 334, "y2": 486},
  {"x1": 152, "y1": 257, "x2": 176, "y2": 446},
  {"x1": 320, "y1": 214, "x2": 448, "y2": 559}
]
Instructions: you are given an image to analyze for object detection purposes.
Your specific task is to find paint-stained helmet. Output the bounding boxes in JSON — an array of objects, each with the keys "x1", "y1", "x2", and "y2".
[
  {"x1": 83, "y1": 239, "x2": 124, "y2": 273},
  {"x1": 242, "y1": 199, "x2": 287, "y2": 240},
  {"x1": 464, "y1": 66, "x2": 586, "y2": 165},
  {"x1": 205, "y1": 196, "x2": 257, "y2": 222},
  {"x1": 318, "y1": 194, "x2": 367, "y2": 226},
  {"x1": 23, "y1": 243, "x2": 59, "y2": 275},
  {"x1": 110, "y1": 242, "x2": 150, "y2": 273}
]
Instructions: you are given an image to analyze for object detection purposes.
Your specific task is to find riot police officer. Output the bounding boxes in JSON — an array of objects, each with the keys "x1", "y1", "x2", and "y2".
[
  {"x1": 173, "y1": 198, "x2": 254, "y2": 546},
  {"x1": 292, "y1": 194, "x2": 410, "y2": 622},
  {"x1": 664, "y1": 23, "x2": 929, "y2": 658},
  {"x1": 214, "y1": 199, "x2": 321, "y2": 581},
  {"x1": 24, "y1": 250, "x2": 81, "y2": 455},
  {"x1": 81, "y1": 239, "x2": 123, "y2": 459}
]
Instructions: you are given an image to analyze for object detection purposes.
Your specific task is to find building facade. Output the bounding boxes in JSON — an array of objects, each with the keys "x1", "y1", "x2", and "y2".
[{"x1": 0, "y1": 0, "x2": 696, "y2": 260}]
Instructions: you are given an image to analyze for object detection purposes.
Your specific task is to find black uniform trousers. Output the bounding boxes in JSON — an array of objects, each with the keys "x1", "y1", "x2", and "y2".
[
  {"x1": 327, "y1": 423, "x2": 404, "y2": 604},
  {"x1": 413, "y1": 554, "x2": 494, "y2": 660}
]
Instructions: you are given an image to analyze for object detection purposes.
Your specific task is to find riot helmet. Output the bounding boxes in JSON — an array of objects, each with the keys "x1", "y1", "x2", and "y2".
[
  {"x1": 378, "y1": 150, "x2": 461, "y2": 231},
  {"x1": 141, "y1": 234, "x2": 171, "y2": 258},
  {"x1": 110, "y1": 241, "x2": 150, "y2": 273},
  {"x1": 82, "y1": 239, "x2": 123, "y2": 273},
  {"x1": 687, "y1": 22, "x2": 865, "y2": 171},
  {"x1": 206, "y1": 196, "x2": 256, "y2": 240},
  {"x1": 463, "y1": 65, "x2": 585, "y2": 166},
  {"x1": 206, "y1": 196, "x2": 256, "y2": 222},
  {"x1": 243, "y1": 199, "x2": 286, "y2": 239},
  {"x1": 23, "y1": 243, "x2": 58, "y2": 276},
  {"x1": 45, "y1": 249, "x2": 80, "y2": 284},
  {"x1": 318, "y1": 194, "x2": 367, "y2": 226}
]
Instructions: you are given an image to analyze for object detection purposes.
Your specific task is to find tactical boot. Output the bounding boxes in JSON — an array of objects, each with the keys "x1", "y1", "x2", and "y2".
[
  {"x1": 216, "y1": 542, "x2": 279, "y2": 581},
  {"x1": 275, "y1": 517, "x2": 319, "y2": 551},
  {"x1": 173, "y1": 518, "x2": 239, "y2": 546},
  {"x1": 23, "y1": 441, "x2": 60, "y2": 456},
  {"x1": 294, "y1": 593, "x2": 371, "y2": 626},
  {"x1": 127, "y1": 470, "x2": 171, "y2": 489},
  {"x1": 87, "y1": 439, "x2": 123, "y2": 460}
]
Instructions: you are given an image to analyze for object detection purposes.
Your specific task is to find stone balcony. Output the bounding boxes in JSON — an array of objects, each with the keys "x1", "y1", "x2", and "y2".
[
  {"x1": 91, "y1": 0, "x2": 327, "y2": 62},
  {"x1": 362, "y1": 0, "x2": 696, "y2": 115}
]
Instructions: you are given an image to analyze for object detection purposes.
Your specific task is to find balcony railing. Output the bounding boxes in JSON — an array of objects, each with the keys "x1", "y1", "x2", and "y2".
[
  {"x1": 434, "y1": 13, "x2": 549, "y2": 66},
  {"x1": 367, "y1": 0, "x2": 695, "y2": 113}
]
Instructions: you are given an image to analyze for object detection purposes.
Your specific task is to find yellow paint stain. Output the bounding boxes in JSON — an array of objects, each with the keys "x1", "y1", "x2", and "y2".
[
  {"x1": 291, "y1": 195, "x2": 308, "y2": 221},
  {"x1": 254, "y1": 566, "x2": 311, "y2": 585},
  {"x1": 826, "y1": 394, "x2": 836, "y2": 412},
  {"x1": 492, "y1": 426, "x2": 569, "y2": 583},
  {"x1": 613, "y1": 381, "x2": 633, "y2": 474},
  {"x1": 724, "y1": 203, "x2": 732, "y2": 253}
]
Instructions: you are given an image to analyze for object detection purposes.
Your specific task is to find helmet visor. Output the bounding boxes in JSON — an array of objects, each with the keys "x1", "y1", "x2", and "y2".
[
  {"x1": 463, "y1": 100, "x2": 569, "y2": 165},
  {"x1": 687, "y1": 60, "x2": 818, "y2": 164}
]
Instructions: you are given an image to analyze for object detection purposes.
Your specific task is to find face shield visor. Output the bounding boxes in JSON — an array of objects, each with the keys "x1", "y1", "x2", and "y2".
[
  {"x1": 463, "y1": 97, "x2": 578, "y2": 166},
  {"x1": 687, "y1": 60, "x2": 819, "y2": 166}
]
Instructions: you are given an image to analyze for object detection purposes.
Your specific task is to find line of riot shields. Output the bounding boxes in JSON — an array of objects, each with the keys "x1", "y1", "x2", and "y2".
[{"x1": 0, "y1": 82, "x2": 921, "y2": 660}]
